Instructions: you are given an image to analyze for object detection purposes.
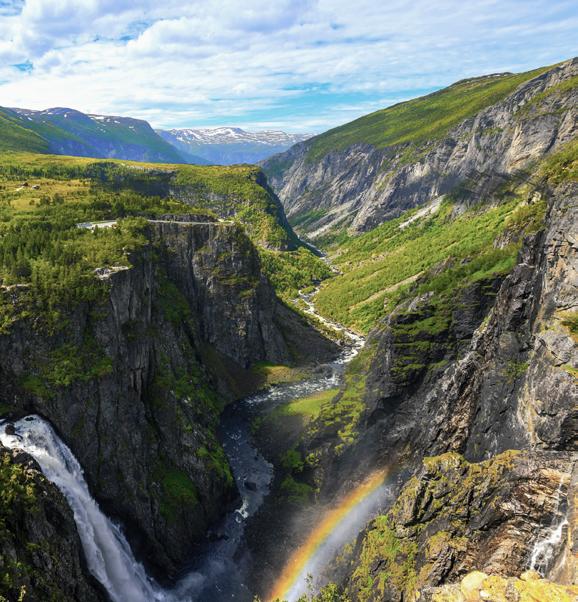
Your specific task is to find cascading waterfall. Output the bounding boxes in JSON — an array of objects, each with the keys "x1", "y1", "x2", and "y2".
[
  {"x1": 0, "y1": 415, "x2": 166, "y2": 602},
  {"x1": 529, "y1": 479, "x2": 569, "y2": 575}
]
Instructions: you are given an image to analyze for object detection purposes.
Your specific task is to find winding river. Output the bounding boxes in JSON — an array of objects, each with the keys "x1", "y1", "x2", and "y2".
[{"x1": 0, "y1": 287, "x2": 369, "y2": 602}]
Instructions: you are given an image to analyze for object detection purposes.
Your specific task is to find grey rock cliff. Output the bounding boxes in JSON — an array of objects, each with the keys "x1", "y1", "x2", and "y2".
[
  {"x1": 265, "y1": 59, "x2": 578, "y2": 239},
  {"x1": 0, "y1": 220, "x2": 291, "y2": 577}
]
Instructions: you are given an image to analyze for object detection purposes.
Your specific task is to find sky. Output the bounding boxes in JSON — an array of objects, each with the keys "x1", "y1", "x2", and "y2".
[{"x1": 0, "y1": 0, "x2": 576, "y2": 133}]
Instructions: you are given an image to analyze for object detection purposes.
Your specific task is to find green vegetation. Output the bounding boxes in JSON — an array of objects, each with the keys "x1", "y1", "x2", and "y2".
[
  {"x1": 260, "y1": 247, "x2": 333, "y2": 300},
  {"x1": 280, "y1": 474, "x2": 314, "y2": 504},
  {"x1": 153, "y1": 358, "x2": 223, "y2": 417},
  {"x1": 0, "y1": 453, "x2": 37, "y2": 602},
  {"x1": 250, "y1": 362, "x2": 310, "y2": 387},
  {"x1": 173, "y1": 164, "x2": 298, "y2": 248},
  {"x1": 517, "y1": 73, "x2": 578, "y2": 117},
  {"x1": 0, "y1": 454, "x2": 37, "y2": 527},
  {"x1": 289, "y1": 209, "x2": 328, "y2": 230},
  {"x1": 19, "y1": 338, "x2": 113, "y2": 398},
  {"x1": 0, "y1": 107, "x2": 183, "y2": 162},
  {"x1": 502, "y1": 360, "x2": 529, "y2": 382},
  {"x1": 0, "y1": 111, "x2": 48, "y2": 154},
  {"x1": 313, "y1": 346, "x2": 374, "y2": 454},
  {"x1": 305, "y1": 67, "x2": 549, "y2": 161},
  {"x1": 315, "y1": 196, "x2": 546, "y2": 333},
  {"x1": 196, "y1": 445, "x2": 234, "y2": 487},
  {"x1": 0, "y1": 151, "x2": 319, "y2": 334},
  {"x1": 351, "y1": 515, "x2": 418, "y2": 601},
  {"x1": 156, "y1": 466, "x2": 199, "y2": 523},
  {"x1": 273, "y1": 388, "x2": 339, "y2": 421},
  {"x1": 350, "y1": 451, "x2": 520, "y2": 601},
  {"x1": 559, "y1": 310, "x2": 578, "y2": 341},
  {"x1": 540, "y1": 138, "x2": 578, "y2": 184}
]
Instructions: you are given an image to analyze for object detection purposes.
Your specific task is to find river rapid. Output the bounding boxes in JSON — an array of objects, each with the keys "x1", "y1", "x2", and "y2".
[{"x1": 0, "y1": 287, "x2": 365, "y2": 602}]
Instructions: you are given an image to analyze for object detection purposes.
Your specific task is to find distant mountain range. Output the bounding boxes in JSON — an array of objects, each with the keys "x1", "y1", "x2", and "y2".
[
  {"x1": 0, "y1": 106, "x2": 310, "y2": 165},
  {"x1": 157, "y1": 127, "x2": 311, "y2": 164}
]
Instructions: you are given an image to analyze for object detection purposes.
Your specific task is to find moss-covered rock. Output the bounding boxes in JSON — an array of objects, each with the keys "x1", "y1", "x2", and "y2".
[
  {"x1": 0, "y1": 447, "x2": 105, "y2": 602},
  {"x1": 345, "y1": 451, "x2": 574, "y2": 602},
  {"x1": 420, "y1": 570, "x2": 578, "y2": 602}
]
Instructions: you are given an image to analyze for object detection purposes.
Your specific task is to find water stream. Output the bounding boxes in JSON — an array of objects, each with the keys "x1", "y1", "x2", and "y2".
[
  {"x1": 529, "y1": 479, "x2": 569, "y2": 576},
  {"x1": 0, "y1": 285, "x2": 374, "y2": 602}
]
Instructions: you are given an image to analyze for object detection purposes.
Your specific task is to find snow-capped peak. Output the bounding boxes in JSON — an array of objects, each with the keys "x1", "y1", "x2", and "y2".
[{"x1": 163, "y1": 127, "x2": 311, "y2": 146}]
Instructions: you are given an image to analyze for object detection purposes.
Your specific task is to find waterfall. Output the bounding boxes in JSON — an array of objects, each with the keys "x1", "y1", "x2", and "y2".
[
  {"x1": 0, "y1": 415, "x2": 167, "y2": 602},
  {"x1": 529, "y1": 479, "x2": 569, "y2": 575}
]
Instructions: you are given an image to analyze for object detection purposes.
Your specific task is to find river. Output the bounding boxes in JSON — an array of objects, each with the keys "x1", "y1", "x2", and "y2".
[{"x1": 0, "y1": 287, "x2": 367, "y2": 602}]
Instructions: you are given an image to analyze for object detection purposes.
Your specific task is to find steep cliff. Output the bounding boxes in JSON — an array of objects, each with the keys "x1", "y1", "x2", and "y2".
[
  {"x1": 257, "y1": 66, "x2": 578, "y2": 598},
  {"x1": 296, "y1": 164, "x2": 577, "y2": 600},
  {"x1": 0, "y1": 218, "x2": 293, "y2": 578},
  {"x1": 264, "y1": 59, "x2": 577, "y2": 240}
]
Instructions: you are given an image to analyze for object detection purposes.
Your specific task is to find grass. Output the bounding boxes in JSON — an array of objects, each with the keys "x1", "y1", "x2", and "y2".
[
  {"x1": 312, "y1": 346, "x2": 375, "y2": 453},
  {"x1": 157, "y1": 466, "x2": 199, "y2": 523},
  {"x1": 0, "y1": 152, "x2": 298, "y2": 250},
  {"x1": 250, "y1": 362, "x2": 310, "y2": 387},
  {"x1": 0, "y1": 107, "x2": 183, "y2": 162},
  {"x1": 259, "y1": 247, "x2": 333, "y2": 301},
  {"x1": 540, "y1": 138, "x2": 578, "y2": 184},
  {"x1": 314, "y1": 196, "x2": 546, "y2": 333},
  {"x1": 0, "y1": 151, "x2": 324, "y2": 335},
  {"x1": 305, "y1": 66, "x2": 550, "y2": 161},
  {"x1": 276, "y1": 388, "x2": 340, "y2": 419}
]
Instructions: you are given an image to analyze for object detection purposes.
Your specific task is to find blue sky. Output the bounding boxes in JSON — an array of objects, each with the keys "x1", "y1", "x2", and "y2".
[{"x1": 0, "y1": 0, "x2": 576, "y2": 133}]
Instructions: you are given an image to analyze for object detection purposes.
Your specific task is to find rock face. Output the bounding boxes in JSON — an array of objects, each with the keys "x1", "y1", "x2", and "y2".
[
  {"x1": 335, "y1": 181, "x2": 577, "y2": 478},
  {"x1": 419, "y1": 570, "x2": 578, "y2": 602},
  {"x1": 264, "y1": 59, "x2": 578, "y2": 238},
  {"x1": 347, "y1": 451, "x2": 574, "y2": 601},
  {"x1": 0, "y1": 219, "x2": 292, "y2": 577},
  {"x1": 306, "y1": 179, "x2": 577, "y2": 596},
  {"x1": 0, "y1": 446, "x2": 106, "y2": 602}
]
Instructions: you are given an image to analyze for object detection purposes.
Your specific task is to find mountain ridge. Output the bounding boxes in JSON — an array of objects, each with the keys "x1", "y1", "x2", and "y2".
[
  {"x1": 158, "y1": 127, "x2": 311, "y2": 165},
  {"x1": 0, "y1": 106, "x2": 311, "y2": 166},
  {"x1": 263, "y1": 59, "x2": 577, "y2": 239}
]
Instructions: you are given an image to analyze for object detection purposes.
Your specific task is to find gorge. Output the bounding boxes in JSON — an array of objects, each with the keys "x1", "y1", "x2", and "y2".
[{"x1": 0, "y1": 57, "x2": 577, "y2": 602}]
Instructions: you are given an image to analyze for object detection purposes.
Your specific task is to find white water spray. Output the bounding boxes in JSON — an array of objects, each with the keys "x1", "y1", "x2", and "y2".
[{"x1": 0, "y1": 415, "x2": 166, "y2": 602}]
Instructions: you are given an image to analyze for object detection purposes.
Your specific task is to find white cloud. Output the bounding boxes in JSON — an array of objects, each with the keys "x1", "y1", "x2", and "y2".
[{"x1": 0, "y1": 0, "x2": 576, "y2": 132}]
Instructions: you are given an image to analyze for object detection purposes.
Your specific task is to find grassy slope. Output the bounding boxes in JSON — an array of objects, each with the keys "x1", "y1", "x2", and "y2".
[
  {"x1": 301, "y1": 139, "x2": 578, "y2": 462},
  {"x1": 0, "y1": 152, "x2": 328, "y2": 332},
  {"x1": 0, "y1": 111, "x2": 49, "y2": 153},
  {"x1": 305, "y1": 66, "x2": 550, "y2": 161},
  {"x1": 314, "y1": 197, "x2": 541, "y2": 334},
  {"x1": 0, "y1": 108, "x2": 183, "y2": 162},
  {"x1": 315, "y1": 138, "x2": 578, "y2": 334}
]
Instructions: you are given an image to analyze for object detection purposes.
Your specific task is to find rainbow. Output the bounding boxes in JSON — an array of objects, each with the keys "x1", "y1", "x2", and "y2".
[{"x1": 268, "y1": 470, "x2": 388, "y2": 601}]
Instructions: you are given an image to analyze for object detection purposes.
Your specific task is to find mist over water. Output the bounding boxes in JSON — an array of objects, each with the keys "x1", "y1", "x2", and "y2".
[{"x1": 280, "y1": 479, "x2": 393, "y2": 602}]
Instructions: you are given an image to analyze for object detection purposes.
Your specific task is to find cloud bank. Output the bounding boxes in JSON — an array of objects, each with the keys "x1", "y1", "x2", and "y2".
[{"x1": 0, "y1": 0, "x2": 576, "y2": 131}]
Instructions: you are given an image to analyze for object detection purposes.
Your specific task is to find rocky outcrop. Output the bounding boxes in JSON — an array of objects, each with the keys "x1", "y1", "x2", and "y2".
[
  {"x1": 265, "y1": 59, "x2": 578, "y2": 238},
  {"x1": 419, "y1": 570, "x2": 578, "y2": 602},
  {"x1": 346, "y1": 451, "x2": 574, "y2": 601},
  {"x1": 305, "y1": 181, "x2": 576, "y2": 595},
  {"x1": 0, "y1": 446, "x2": 106, "y2": 602},
  {"x1": 347, "y1": 181, "x2": 577, "y2": 473},
  {"x1": 0, "y1": 219, "x2": 293, "y2": 578}
]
